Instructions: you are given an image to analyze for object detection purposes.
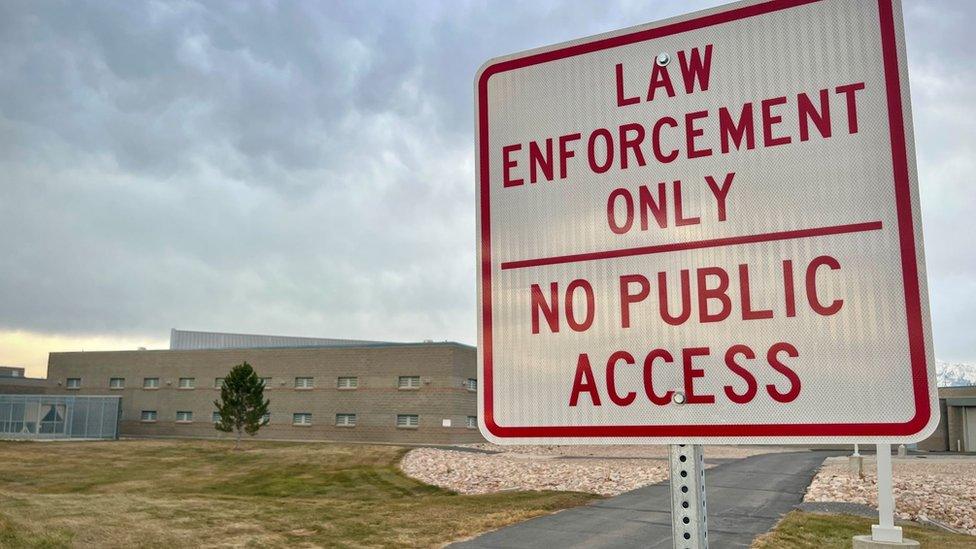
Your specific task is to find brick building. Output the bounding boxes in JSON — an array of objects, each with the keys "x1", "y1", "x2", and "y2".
[
  {"x1": 917, "y1": 385, "x2": 976, "y2": 452},
  {"x1": 0, "y1": 366, "x2": 26, "y2": 378},
  {"x1": 0, "y1": 366, "x2": 53, "y2": 394},
  {"x1": 41, "y1": 330, "x2": 484, "y2": 445}
]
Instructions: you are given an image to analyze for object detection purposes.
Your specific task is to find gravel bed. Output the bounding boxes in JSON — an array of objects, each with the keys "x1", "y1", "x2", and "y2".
[
  {"x1": 401, "y1": 445, "x2": 796, "y2": 496},
  {"x1": 804, "y1": 455, "x2": 976, "y2": 535},
  {"x1": 459, "y1": 443, "x2": 798, "y2": 459},
  {"x1": 401, "y1": 448, "x2": 670, "y2": 495}
]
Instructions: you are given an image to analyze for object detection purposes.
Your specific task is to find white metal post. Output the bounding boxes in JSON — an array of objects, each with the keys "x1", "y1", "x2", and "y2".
[
  {"x1": 670, "y1": 444, "x2": 707, "y2": 548},
  {"x1": 872, "y1": 443, "x2": 902, "y2": 542},
  {"x1": 849, "y1": 442, "x2": 865, "y2": 478}
]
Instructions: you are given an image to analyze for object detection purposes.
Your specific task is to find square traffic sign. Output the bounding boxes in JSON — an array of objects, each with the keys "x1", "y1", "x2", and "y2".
[{"x1": 476, "y1": 0, "x2": 937, "y2": 444}]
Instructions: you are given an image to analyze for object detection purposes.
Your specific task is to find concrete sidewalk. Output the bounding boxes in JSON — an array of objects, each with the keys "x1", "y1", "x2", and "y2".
[{"x1": 451, "y1": 450, "x2": 840, "y2": 548}]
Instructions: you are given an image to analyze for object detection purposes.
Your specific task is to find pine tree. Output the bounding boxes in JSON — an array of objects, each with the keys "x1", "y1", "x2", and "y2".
[{"x1": 213, "y1": 361, "x2": 270, "y2": 449}]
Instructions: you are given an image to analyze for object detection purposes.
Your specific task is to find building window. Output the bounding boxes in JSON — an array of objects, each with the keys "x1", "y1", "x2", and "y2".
[
  {"x1": 66, "y1": 378, "x2": 81, "y2": 389},
  {"x1": 396, "y1": 414, "x2": 419, "y2": 428},
  {"x1": 212, "y1": 412, "x2": 221, "y2": 423},
  {"x1": 143, "y1": 377, "x2": 160, "y2": 389},
  {"x1": 176, "y1": 411, "x2": 193, "y2": 423},
  {"x1": 335, "y1": 413, "x2": 357, "y2": 427},
  {"x1": 141, "y1": 410, "x2": 157, "y2": 422},
  {"x1": 260, "y1": 377, "x2": 272, "y2": 388},
  {"x1": 294, "y1": 377, "x2": 314, "y2": 389},
  {"x1": 178, "y1": 377, "x2": 195, "y2": 389},
  {"x1": 467, "y1": 416, "x2": 477, "y2": 429},
  {"x1": 109, "y1": 377, "x2": 125, "y2": 389},
  {"x1": 293, "y1": 413, "x2": 312, "y2": 425},
  {"x1": 214, "y1": 377, "x2": 224, "y2": 389},
  {"x1": 397, "y1": 376, "x2": 421, "y2": 390},
  {"x1": 466, "y1": 378, "x2": 477, "y2": 392},
  {"x1": 337, "y1": 376, "x2": 358, "y2": 389}
]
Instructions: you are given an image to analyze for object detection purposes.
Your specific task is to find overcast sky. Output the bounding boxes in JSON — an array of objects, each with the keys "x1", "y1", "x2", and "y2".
[{"x1": 1, "y1": 0, "x2": 973, "y2": 377}]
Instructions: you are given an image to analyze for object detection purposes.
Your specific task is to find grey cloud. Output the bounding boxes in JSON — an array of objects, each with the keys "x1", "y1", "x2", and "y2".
[
  {"x1": 903, "y1": 0, "x2": 976, "y2": 362},
  {"x1": 0, "y1": 0, "x2": 974, "y2": 364}
]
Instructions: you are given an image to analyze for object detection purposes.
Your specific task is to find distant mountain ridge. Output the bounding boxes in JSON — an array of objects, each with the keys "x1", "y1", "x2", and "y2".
[{"x1": 936, "y1": 359, "x2": 976, "y2": 387}]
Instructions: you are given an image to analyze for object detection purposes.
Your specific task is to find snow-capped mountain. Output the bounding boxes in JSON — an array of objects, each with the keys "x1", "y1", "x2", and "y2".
[{"x1": 936, "y1": 360, "x2": 976, "y2": 387}]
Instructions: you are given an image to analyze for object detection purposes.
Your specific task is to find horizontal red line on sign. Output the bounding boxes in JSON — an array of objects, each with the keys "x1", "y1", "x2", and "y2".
[{"x1": 499, "y1": 221, "x2": 883, "y2": 270}]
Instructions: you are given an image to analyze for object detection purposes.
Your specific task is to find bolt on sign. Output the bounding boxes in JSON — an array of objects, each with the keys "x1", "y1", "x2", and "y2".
[{"x1": 475, "y1": 0, "x2": 938, "y2": 444}]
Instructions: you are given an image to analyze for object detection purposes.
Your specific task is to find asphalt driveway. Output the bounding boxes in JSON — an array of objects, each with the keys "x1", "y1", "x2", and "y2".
[{"x1": 451, "y1": 450, "x2": 840, "y2": 548}]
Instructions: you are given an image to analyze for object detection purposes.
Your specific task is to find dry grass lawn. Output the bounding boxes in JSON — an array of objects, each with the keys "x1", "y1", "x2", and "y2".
[
  {"x1": 753, "y1": 511, "x2": 976, "y2": 548},
  {"x1": 0, "y1": 439, "x2": 596, "y2": 548}
]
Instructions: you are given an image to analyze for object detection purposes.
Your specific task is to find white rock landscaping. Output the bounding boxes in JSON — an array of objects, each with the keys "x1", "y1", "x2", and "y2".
[
  {"x1": 400, "y1": 445, "x2": 796, "y2": 496},
  {"x1": 805, "y1": 455, "x2": 976, "y2": 536}
]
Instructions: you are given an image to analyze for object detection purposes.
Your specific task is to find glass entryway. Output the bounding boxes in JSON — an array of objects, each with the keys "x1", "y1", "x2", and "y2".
[{"x1": 0, "y1": 395, "x2": 120, "y2": 440}]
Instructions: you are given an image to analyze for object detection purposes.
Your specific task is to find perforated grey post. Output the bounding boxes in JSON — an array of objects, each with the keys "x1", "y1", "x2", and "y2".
[{"x1": 669, "y1": 444, "x2": 707, "y2": 549}]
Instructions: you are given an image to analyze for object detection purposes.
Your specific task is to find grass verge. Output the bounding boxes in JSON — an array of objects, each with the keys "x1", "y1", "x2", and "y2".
[
  {"x1": 0, "y1": 439, "x2": 596, "y2": 548},
  {"x1": 753, "y1": 511, "x2": 975, "y2": 548}
]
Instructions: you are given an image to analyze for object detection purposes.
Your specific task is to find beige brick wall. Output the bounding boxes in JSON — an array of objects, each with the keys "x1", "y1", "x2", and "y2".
[
  {"x1": 0, "y1": 377, "x2": 55, "y2": 394},
  {"x1": 47, "y1": 343, "x2": 484, "y2": 445},
  {"x1": 917, "y1": 386, "x2": 976, "y2": 452},
  {"x1": 936, "y1": 386, "x2": 976, "y2": 399},
  {"x1": 917, "y1": 399, "x2": 949, "y2": 451}
]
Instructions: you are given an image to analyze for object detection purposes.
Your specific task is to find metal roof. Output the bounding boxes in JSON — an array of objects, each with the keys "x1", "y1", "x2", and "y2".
[{"x1": 169, "y1": 329, "x2": 392, "y2": 351}]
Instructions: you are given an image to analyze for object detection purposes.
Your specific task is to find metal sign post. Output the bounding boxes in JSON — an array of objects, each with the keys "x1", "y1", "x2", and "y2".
[{"x1": 669, "y1": 444, "x2": 707, "y2": 548}]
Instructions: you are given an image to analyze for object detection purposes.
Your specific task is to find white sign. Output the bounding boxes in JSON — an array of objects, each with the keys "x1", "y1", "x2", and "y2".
[{"x1": 475, "y1": 0, "x2": 937, "y2": 444}]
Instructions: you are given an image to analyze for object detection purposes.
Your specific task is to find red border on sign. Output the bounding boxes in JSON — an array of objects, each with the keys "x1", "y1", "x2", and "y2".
[{"x1": 477, "y1": 0, "x2": 930, "y2": 438}]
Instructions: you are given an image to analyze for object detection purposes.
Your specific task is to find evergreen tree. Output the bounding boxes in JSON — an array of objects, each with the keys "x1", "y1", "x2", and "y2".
[{"x1": 213, "y1": 361, "x2": 270, "y2": 449}]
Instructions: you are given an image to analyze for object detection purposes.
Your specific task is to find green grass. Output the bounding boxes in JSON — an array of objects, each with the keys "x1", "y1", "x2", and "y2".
[
  {"x1": 753, "y1": 511, "x2": 975, "y2": 548},
  {"x1": 0, "y1": 439, "x2": 597, "y2": 548}
]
